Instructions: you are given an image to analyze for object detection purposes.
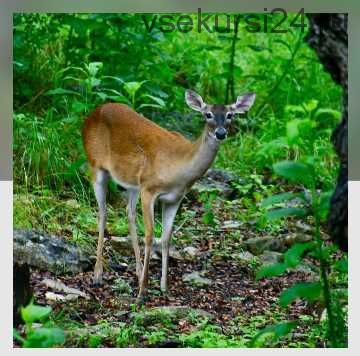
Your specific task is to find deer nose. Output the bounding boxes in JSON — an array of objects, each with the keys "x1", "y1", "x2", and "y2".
[{"x1": 215, "y1": 127, "x2": 227, "y2": 140}]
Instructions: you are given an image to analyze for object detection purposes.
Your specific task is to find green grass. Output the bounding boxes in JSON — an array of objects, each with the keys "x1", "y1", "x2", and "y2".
[{"x1": 50, "y1": 302, "x2": 327, "y2": 348}]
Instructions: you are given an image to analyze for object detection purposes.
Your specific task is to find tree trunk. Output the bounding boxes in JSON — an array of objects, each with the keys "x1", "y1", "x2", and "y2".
[
  {"x1": 306, "y1": 14, "x2": 348, "y2": 251},
  {"x1": 13, "y1": 263, "x2": 32, "y2": 326}
]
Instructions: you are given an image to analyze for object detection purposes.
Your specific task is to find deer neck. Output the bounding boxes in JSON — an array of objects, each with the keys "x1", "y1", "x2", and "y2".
[{"x1": 183, "y1": 125, "x2": 220, "y2": 182}]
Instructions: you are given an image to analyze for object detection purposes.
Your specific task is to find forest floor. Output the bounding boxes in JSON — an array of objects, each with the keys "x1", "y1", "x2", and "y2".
[
  {"x1": 14, "y1": 171, "x2": 332, "y2": 347},
  {"x1": 29, "y1": 257, "x2": 319, "y2": 347}
]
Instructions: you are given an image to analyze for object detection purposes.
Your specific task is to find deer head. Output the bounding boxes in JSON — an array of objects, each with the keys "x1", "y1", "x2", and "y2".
[{"x1": 185, "y1": 89, "x2": 256, "y2": 140}]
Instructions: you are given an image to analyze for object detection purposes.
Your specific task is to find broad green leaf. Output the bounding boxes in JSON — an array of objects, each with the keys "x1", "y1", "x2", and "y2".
[
  {"x1": 96, "y1": 92, "x2": 107, "y2": 101},
  {"x1": 45, "y1": 88, "x2": 80, "y2": 96},
  {"x1": 62, "y1": 75, "x2": 82, "y2": 83},
  {"x1": 106, "y1": 95, "x2": 131, "y2": 104},
  {"x1": 286, "y1": 119, "x2": 314, "y2": 144},
  {"x1": 284, "y1": 104, "x2": 305, "y2": 117},
  {"x1": 334, "y1": 257, "x2": 348, "y2": 273},
  {"x1": 141, "y1": 94, "x2": 166, "y2": 107},
  {"x1": 87, "y1": 62, "x2": 103, "y2": 77},
  {"x1": 102, "y1": 88, "x2": 125, "y2": 96},
  {"x1": 202, "y1": 211, "x2": 215, "y2": 226},
  {"x1": 23, "y1": 327, "x2": 65, "y2": 348},
  {"x1": 279, "y1": 282, "x2": 322, "y2": 307},
  {"x1": 273, "y1": 160, "x2": 314, "y2": 187},
  {"x1": 284, "y1": 242, "x2": 315, "y2": 268},
  {"x1": 261, "y1": 192, "x2": 305, "y2": 208},
  {"x1": 303, "y1": 99, "x2": 319, "y2": 113},
  {"x1": 286, "y1": 119, "x2": 300, "y2": 142},
  {"x1": 256, "y1": 262, "x2": 287, "y2": 279},
  {"x1": 137, "y1": 103, "x2": 164, "y2": 110},
  {"x1": 318, "y1": 190, "x2": 333, "y2": 221},
  {"x1": 314, "y1": 108, "x2": 341, "y2": 121},
  {"x1": 124, "y1": 81, "x2": 147, "y2": 99},
  {"x1": 266, "y1": 207, "x2": 308, "y2": 220},
  {"x1": 88, "y1": 77, "x2": 100, "y2": 88},
  {"x1": 102, "y1": 75, "x2": 125, "y2": 84},
  {"x1": 21, "y1": 304, "x2": 52, "y2": 324},
  {"x1": 273, "y1": 39, "x2": 293, "y2": 53},
  {"x1": 250, "y1": 321, "x2": 296, "y2": 347},
  {"x1": 71, "y1": 100, "x2": 88, "y2": 113}
]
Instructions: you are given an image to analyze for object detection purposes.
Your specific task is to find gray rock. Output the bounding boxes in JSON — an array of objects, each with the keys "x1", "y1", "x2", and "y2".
[
  {"x1": 294, "y1": 221, "x2": 313, "y2": 233},
  {"x1": 152, "y1": 239, "x2": 183, "y2": 260},
  {"x1": 42, "y1": 278, "x2": 89, "y2": 299},
  {"x1": 243, "y1": 236, "x2": 285, "y2": 255},
  {"x1": 233, "y1": 251, "x2": 255, "y2": 263},
  {"x1": 182, "y1": 246, "x2": 200, "y2": 259},
  {"x1": 222, "y1": 220, "x2": 243, "y2": 229},
  {"x1": 284, "y1": 233, "x2": 313, "y2": 247},
  {"x1": 110, "y1": 236, "x2": 135, "y2": 256},
  {"x1": 258, "y1": 251, "x2": 283, "y2": 266},
  {"x1": 112, "y1": 236, "x2": 185, "y2": 261},
  {"x1": 14, "y1": 229, "x2": 92, "y2": 274},
  {"x1": 190, "y1": 168, "x2": 238, "y2": 199},
  {"x1": 130, "y1": 305, "x2": 213, "y2": 325},
  {"x1": 293, "y1": 263, "x2": 316, "y2": 276},
  {"x1": 66, "y1": 322, "x2": 121, "y2": 340},
  {"x1": 182, "y1": 271, "x2": 211, "y2": 286},
  {"x1": 152, "y1": 305, "x2": 213, "y2": 319},
  {"x1": 45, "y1": 291, "x2": 80, "y2": 302}
]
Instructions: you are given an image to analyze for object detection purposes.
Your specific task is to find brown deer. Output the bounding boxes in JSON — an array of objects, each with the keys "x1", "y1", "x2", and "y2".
[{"x1": 82, "y1": 90, "x2": 256, "y2": 300}]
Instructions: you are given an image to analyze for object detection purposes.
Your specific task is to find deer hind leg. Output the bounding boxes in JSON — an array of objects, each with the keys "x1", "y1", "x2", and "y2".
[
  {"x1": 137, "y1": 189, "x2": 155, "y2": 300},
  {"x1": 127, "y1": 189, "x2": 143, "y2": 282},
  {"x1": 93, "y1": 168, "x2": 109, "y2": 285},
  {"x1": 160, "y1": 200, "x2": 181, "y2": 293}
]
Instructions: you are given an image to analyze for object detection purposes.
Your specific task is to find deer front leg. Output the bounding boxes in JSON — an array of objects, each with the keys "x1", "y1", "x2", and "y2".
[
  {"x1": 160, "y1": 200, "x2": 181, "y2": 293},
  {"x1": 93, "y1": 169, "x2": 109, "y2": 285},
  {"x1": 137, "y1": 189, "x2": 155, "y2": 300},
  {"x1": 126, "y1": 189, "x2": 143, "y2": 282}
]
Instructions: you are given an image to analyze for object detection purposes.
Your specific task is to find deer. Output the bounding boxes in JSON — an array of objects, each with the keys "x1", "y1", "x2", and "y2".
[{"x1": 82, "y1": 89, "x2": 256, "y2": 300}]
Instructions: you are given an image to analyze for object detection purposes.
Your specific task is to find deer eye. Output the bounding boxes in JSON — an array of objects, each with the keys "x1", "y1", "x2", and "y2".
[
  {"x1": 205, "y1": 112, "x2": 213, "y2": 119},
  {"x1": 226, "y1": 112, "x2": 234, "y2": 120}
]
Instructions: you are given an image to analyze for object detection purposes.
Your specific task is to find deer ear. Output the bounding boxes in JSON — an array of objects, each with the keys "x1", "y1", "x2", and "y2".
[
  {"x1": 231, "y1": 93, "x2": 256, "y2": 113},
  {"x1": 185, "y1": 90, "x2": 205, "y2": 112}
]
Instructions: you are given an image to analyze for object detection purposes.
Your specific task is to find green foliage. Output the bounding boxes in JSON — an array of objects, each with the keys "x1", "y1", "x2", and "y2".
[
  {"x1": 87, "y1": 334, "x2": 103, "y2": 348},
  {"x1": 261, "y1": 192, "x2": 303, "y2": 208},
  {"x1": 22, "y1": 328, "x2": 65, "y2": 348},
  {"x1": 111, "y1": 278, "x2": 132, "y2": 296},
  {"x1": 273, "y1": 161, "x2": 314, "y2": 188},
  {"x1": 266, "y1": 207, "x2": 308, "y2": 220},
  {"x1": 21, "y1": 303, "x2": 52, "y2": 324},
  {"x1": 199, "y1": 191, "x2": 218, "y2": 226},
  {"x1": 13, "y1": 13, "x2": 341, "y2": 197},
  {"x1": 255, "y1": 158, "x2": 347, "y2": 347},
  {"x1": 279, "y1": 282, "x2": 322, "y2": 307},
  {"x1": 116, "y1": 325, "x2": 138, "y2": 347},
  {"x1": 256, "y1": 242, "x2": 315, "y2": 279},
  {"x1": 14, "y1": 302, "x2": 65, "y2": 348},
  {"x1": 250, "y1": 322, "x2": 296, "y2": 347},
  {"x1": 256, "y1": 262, "x2": 287, "y2": 279},
  {"x1": 180, "y1": 323, "x2": 245, "y2": 348},
  {"x1": 283, "y1": 242, "x2": 315, "y2": 268}
]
